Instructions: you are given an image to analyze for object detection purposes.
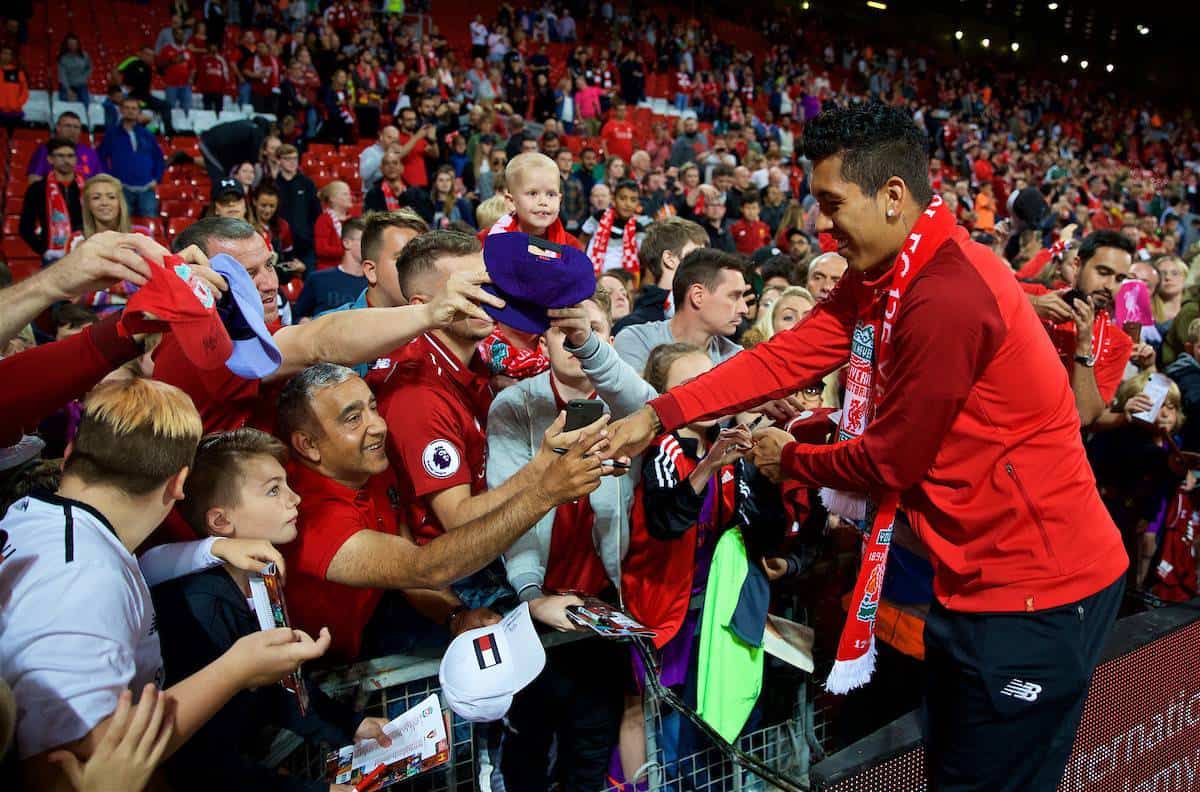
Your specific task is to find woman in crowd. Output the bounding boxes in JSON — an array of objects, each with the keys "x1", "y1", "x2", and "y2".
[
  {"x1": 1153, "y1": 255, "x2": 1188, "y2": 334},
  {"x1": 429, "y1": 165, "x2": 476, "y2": 230},
  {"x1": 231, "y1": 161, "x2": 257, "y2": 194},
  {"x1": 313, "y1": 180, "x2": 354, "y2": 271},
  {"x1": 741, "y1": 286, "x2": 815, "y2": 349},
  {"x1": 57, "y1": 34, "x2": 93, "y2": 105},
  {"x1": 604, "y1": 157, "x2": 629, "y2": 192},
  {"x1": 477, "y1": 149, "x2": 507, "y2": 202},
  {"x1": 67, "y1": 175, "x2": 153, "y2": 311}
]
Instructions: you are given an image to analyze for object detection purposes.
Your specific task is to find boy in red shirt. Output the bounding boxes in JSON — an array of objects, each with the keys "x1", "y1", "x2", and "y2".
[{"x1": 730, "y1": 190, "x2": 772, "y2": 255}]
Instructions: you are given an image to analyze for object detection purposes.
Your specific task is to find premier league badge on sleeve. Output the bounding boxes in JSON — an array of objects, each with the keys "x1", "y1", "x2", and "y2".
[{"x1": 422, "y1": 439, "x2": 461, "y2": 479}]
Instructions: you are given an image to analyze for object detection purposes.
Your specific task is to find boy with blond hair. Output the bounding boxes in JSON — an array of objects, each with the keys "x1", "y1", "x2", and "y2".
[
  {"x1": 0, "y1": 378, "x2": 331, "y2": 790},
  {"x1": 479, "y1": 151, "x2": 581, "y2": 248}
]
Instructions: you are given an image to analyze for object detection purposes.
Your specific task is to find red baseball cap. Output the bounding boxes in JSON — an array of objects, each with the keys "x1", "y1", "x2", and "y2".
[{"x1": 123, "y1": 254, "x2": 233, "y2": 371}]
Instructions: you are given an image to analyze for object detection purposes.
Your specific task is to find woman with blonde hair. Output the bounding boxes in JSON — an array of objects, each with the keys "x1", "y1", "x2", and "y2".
[
  {"x1": 741, "y1": 285, "x2": 838, "y2": 407},
  {"x1": 313, "y1": 179, "x2": 354, "y2": 271},
  {"x1": 1152, "y1": 255, "x2": 1187, "y2": 331},
  {"x1": 68, "y1": 175, "x2": 151, "y2": 310}
]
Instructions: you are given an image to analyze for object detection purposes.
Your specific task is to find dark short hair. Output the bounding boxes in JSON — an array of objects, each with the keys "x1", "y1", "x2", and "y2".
[
  {"x1": 55, "y1": 303, "x2": 99, "y2": 329},
  {"x1": 802, "y1": 102, "x2": 933, "y2": 207},
  {"x1": 639, "y1": 217, "x2": 708, "y2": 281},
  {"x1": 179, "y1": 428, "x2": 288, "y2": 535},
  {"x1": 760, "y1": 255, "x2": 796, "y2": 284},
  {"x1": 613, "y1": 179, "x2": 639, "y2": 196},
  {"x1": 341, "y1": 216, "x2": 366, "y2": 240},
  {"x1": 740, "y1": 189, "x2": 761, "y2": 207},
  {"x1": 361, "y1": 209, "x2": 429, "y2": 264},
  {"x1": 672, "y1": 248, "x2": 746, "y2": 309},
  {"x1": 1077, "y1": 230, "x2": 1136, "y2": 265},
  {"x1": 56, "y1": 111, "x2": 81, "y2": 124},
  {"x1": 252, "y1": 181, "x2": 279, "y2": 201},
  {"x1": 395, "y1": 230, "x2": 481, "y2": 299},
  {"x1": 712, "y1": 163, "x2": 735, "y2": 180},
  {"x1": 171, "y1": 216, "x2": 258, "y2": 254},
  {"x1": 47, "y1": 137, "x2": 75, "y2": 154}
]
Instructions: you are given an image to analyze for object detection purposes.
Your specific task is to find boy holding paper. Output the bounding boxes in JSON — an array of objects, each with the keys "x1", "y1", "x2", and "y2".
[{"x1": 152, "y1": 428, "x2": 391, "y2": 792}]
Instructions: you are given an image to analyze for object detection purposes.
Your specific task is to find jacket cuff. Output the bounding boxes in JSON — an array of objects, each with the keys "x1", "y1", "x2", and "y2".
[
  {"x1": 566, "y1": 331, "x2": 600, "y2": 360},
  {"x1": 780, "y1": 441, "x2": 803, "y2": 480},
  {"x1": 649, "y1": 393, "x2": 684, "y2": 433},
  {"x1": 90, "y1": 312, "x2": 142, "y2": 367},
  {"x1": 510, "y1": 572, "x2": 545, "y2": 602}
]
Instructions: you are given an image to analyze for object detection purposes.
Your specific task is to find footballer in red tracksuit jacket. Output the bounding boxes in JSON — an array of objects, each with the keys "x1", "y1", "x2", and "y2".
[{"x1": 651, "y1": 222, "x2": 1127, "y2": 615}]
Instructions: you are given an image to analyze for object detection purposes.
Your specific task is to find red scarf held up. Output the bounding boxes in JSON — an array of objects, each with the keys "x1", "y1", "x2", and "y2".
[
  {"x1": 823, "y1": 194, "x2": 956, "y2": 694},
  {"x1": 46, "y1": 173, "x2": 84, "y2": 260},
  {"x1": 588, "y1": 208, "x2": 640, "y2": 277}
]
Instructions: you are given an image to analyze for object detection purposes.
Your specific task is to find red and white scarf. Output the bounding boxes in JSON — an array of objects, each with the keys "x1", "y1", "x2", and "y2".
[
  {"x1": 46, "y1": 173, "x2": 83, "y2": 260},
  {"x1": 587, "y1": 208, "x2": 640, "y2": 277},
  {"x1": 486, "y1": 212, "x2": 576, "y2": 247},
  {"x1": 821, "y1": 194, "x2": 955, "y2": 694},
  {"x1": 324, "y1": 207, "x2": 343, "y2": 237},
  {"x1": 381, "y1": 180, "x2": 402, "y2": 211}
]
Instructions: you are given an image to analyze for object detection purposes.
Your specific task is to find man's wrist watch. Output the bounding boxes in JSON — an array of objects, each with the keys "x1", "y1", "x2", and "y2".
[{"x1": 1074, "y1": 353, "x2": 1096, "y2": 368}]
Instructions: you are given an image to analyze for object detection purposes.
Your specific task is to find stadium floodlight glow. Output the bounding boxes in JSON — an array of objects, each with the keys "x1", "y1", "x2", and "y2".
[
  {"x1": 981, "y1": 37, "x2": 990, "y2": 47},
  {"x1": 1047, "y1": 1, "x2": 1058, "y2": 8},
  {"x1": 955, "y1": 29, "x2": 964, "y2": 40},
  {"x1": 1011, "y1": 41, "x2": 1020, "y2": 52},
  {"x1": 1106, "y1": 63, "x2": 1114, "y2": 72},
  {"x1": 1060, "y1": 53, "x2": 1069, "y2": 63},
  {"x1": 801, "y1": 1, "x2": 810, "y2": 8},
  {"x1": 1136, "y1": 24, "x2": 1150, "y2": 35},
  {"x1": 1080, "y1": 59, "x2": 1089, "y2": 69},
  {"x1": 866, "y1": 0, "x2": 887, "y2": 9}
]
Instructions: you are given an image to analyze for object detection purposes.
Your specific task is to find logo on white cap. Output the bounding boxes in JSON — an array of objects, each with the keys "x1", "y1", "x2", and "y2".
[
  {"x1": 438, "y1": 603, "x2": 545, "y2": 723},
  {"x1": 422, "y1": 440, "x2": 460, "y2": 479}
]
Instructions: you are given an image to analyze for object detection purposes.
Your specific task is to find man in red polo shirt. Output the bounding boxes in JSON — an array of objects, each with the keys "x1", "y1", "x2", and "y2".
[
  {"x1": 601, "y1": 101, "x2": 636, "y2": 163},
  {"x1": 376, "y1": 231, "x2": 602, "y2": 631},
  {"x1": 152, "y1": 216, "x2": 496, "y2": 433},
  {"x1": 277, "y1": 362, "x2": 612, "y2": 661}
]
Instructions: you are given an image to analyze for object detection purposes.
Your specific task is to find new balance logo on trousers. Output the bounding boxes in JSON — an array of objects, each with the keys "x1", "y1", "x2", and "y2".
[{"x1": 1000, "y1": 679, "x2": 1042, "y2": 702}]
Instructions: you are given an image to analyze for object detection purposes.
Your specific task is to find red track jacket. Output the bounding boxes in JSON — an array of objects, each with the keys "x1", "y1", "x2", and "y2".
[{"x1": 652, "y1": 226, "x2": 1128, "y2": 614}]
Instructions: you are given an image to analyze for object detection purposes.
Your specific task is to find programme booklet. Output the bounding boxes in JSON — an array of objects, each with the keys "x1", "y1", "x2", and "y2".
[{"x1": 324, "y1": 693, "x2": 450, "y2": 791}]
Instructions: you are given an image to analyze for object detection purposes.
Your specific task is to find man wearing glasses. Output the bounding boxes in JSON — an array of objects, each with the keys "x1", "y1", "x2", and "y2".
[{"x1": 19, "y1": 138, "x2": 84, "y2": 264}]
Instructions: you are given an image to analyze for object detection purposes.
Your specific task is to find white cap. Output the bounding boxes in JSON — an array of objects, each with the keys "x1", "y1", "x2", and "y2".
[{"x1": 438, "y1": 603, "x2": 545, "y2": 722}]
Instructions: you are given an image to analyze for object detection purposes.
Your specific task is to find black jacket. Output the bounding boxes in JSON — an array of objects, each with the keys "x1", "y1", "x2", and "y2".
[
  {"x1": 19, "y1": 177, "x2": 83, "y2": 256},
  {"x1": 275, "y1": 171, "x2": 321, "y2": 262},
  {"x1": 612, "y1": 284, "x2": 671, "y2": 336},
  {"x1": 153, "y1": 567, "x2": 360, "y2": 792}
]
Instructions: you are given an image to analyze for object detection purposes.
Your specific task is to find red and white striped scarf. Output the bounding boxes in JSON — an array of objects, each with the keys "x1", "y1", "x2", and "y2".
[
  {"x1": 821, "y1": 194, "x2": 956, "y2": 694},
  {"x1": 324, "y1": 208, "x2": 343, "y2": 237},
  {"x1": 587, "y1": 208, "x2": 640, "y2": 277},
  {"x1": 381, "y1": 180, "x2": 402, "y2": 211}
]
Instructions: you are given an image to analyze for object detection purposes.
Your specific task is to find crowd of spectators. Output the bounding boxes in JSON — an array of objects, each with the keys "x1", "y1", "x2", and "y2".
[{"x1": 1, "y1": 0, "x2": 1200, "y2": 789}]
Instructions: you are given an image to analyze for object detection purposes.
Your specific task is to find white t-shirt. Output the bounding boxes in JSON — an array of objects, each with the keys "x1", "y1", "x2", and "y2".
[
  {"x1": 0, "y1": 493, "x2": 164, "y2": 758},
  {"x1": 470, "y1": 20, "x2": 488, "y2": 46}
]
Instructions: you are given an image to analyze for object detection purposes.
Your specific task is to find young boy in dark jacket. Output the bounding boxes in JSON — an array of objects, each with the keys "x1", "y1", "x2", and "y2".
[{"x1": 153, "y1": 428, "x2": 391, "y2": 792}]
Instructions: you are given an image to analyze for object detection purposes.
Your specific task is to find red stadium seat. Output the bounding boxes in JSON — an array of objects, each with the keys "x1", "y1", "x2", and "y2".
[
  {"x1": 6, "y1": 257, "x2": 40, "y2": 283},
  {"x1": 3, "y1": 214, "x2": 20, "y2": 236}
]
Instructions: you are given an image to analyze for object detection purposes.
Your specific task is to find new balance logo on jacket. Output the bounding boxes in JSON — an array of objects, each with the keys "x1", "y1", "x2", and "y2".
[{"x1": 1000, "y1": 679, "x2": 1042, "y2": 702}]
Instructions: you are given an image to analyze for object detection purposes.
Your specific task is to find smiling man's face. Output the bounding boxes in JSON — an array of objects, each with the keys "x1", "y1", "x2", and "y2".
[{"x1": 811, "y1": 153, "x2": 899, "y2": 274}]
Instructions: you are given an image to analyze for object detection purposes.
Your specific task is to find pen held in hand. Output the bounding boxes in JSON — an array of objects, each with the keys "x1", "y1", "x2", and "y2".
[{"x1": 552, "y1": 447, "x2": 630, "y2": 469}]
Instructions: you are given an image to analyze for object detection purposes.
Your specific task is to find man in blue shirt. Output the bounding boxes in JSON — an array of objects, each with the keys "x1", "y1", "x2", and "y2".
[
  {"x1": 96, "y1": 96, "x2": 165, "y2": 218},
  {"x1": 293, "y1": 217, "x2": 368, "y2": 320}
]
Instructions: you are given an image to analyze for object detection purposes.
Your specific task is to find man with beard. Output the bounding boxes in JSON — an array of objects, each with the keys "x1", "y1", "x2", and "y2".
[
  {"x1": 1033, "y1": 230, "x2": 1136, "y2": 427},
  {"x1": 396, "y1": 106, "x2": 439, "y2": 189},
  {"x1": 606, "y1": 104, "x2": 1126, "y2": 791}
]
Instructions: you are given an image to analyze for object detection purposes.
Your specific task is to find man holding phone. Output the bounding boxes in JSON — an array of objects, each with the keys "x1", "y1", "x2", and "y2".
[{"x1": 1030, "y1": 230, "x2": 1138, "y2": 428}]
